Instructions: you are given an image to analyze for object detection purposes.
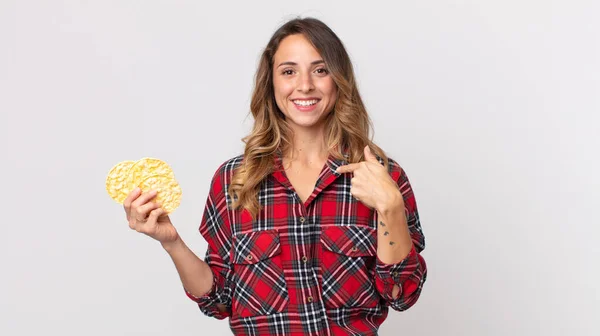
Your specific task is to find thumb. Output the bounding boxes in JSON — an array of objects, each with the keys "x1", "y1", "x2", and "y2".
[{"x1": 364, "y1": 145, "x2": 379, "y2": 163}]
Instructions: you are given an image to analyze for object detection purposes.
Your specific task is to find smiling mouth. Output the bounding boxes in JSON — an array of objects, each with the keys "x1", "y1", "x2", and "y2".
[{"x1": 292, "y1": 99, "x2": 320, "y2": 107}]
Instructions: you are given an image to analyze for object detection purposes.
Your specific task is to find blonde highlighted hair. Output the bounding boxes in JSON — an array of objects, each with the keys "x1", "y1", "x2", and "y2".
[{"x1": 228, "y1": 17, "x2": 389, "y2": 219}]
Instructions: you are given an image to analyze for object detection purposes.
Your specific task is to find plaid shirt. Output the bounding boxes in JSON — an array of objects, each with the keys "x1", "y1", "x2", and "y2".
[{"x1": 185, "y1": 151, "x2": 427, "y2": 335}]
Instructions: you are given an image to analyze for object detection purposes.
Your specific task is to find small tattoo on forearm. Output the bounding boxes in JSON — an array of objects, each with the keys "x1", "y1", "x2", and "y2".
[
  {"x1": 384, "y1": 231, "x2": 389, "y2": 236},
  {"x1": 389, "y1": 241, "x2": 395, "y2": 246},
  {"x1": 379, "y1": 221, "x2": 386, "y2": 227}
]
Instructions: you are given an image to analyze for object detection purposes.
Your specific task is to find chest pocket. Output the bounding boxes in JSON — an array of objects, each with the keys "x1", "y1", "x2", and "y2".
[
  {"x1": 231, "y1": 229, "x2": 289, "y2": 318},
  {"x1": 320, "y1": 225, "x2": 380, "y2": 309}
]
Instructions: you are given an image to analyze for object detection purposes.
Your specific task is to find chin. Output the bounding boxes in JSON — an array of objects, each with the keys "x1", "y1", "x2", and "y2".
[{"x1": 288, "y1": 114, "x2": 327, "y2": 128}]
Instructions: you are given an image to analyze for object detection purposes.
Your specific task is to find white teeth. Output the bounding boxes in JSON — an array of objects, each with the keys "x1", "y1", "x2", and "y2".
[{"x1": 293, "y1": 99, "x2": 318, "y2": 106}]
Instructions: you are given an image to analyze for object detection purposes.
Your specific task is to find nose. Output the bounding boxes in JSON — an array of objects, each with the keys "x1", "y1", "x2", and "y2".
[{"x1": 296, "y1": 72, "x2": 314, "y2": 93}]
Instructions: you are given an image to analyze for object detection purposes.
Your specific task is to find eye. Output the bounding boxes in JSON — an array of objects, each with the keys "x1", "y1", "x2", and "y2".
[
  {"x1": 315, "y1": 68, "x2": 329, "y2": 75},
  {"x1": 282, "y1": 69, "x2": 294, "y2": 75}
]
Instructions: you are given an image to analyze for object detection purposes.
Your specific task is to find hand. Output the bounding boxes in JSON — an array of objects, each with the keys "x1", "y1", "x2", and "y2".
[
  {"x1": 336, "y1": 145, "x2": 403, "y2": 211},
  {"x1": 123, "y1": 187, "x2": 179, "y2": 244}
]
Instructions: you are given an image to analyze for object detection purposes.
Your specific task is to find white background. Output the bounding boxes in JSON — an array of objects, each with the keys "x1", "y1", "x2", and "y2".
[{"x1": 1, "y1": 1, "x2": 598, "y2": 335}]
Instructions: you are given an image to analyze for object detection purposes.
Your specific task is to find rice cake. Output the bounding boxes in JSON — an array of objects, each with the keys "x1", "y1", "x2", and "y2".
[
  {"x1": 126, "y1": 157, "x2": 175, "y2": 192},
  {"x1": 138, "y1": 174, "x2": 182, "y2": 213},
  {"x1": 105, "y1": 157, "x2": 182, "y2": 214},
  {"x1": 105, "y1": 160, "x2": 136, "y2": 203}
]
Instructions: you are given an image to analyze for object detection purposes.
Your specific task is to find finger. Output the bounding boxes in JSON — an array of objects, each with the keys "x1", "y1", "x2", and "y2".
[
  {"x1": 352, "y1": 163, "x2": 368, "y2": 177},
  {"x1": 131, "y1": 189, "x2": 158, "y2": 209},
  {"x1": 124, "y1": 187, "x2": 141, "y2": 204},
  {"x1": 147, "y1": 207, "x2": 166, "y2": 223},
  {"x1": 364, "y1": 145, "x2": 380, "y2": 164},
  {"x1": 136, "y1": 201, "x2": 162, "y2": 220},
  {"x1": 351, "y1": 189, "x2": 362, "y2": 202},
  {"x1": 350, "y1": 178, "x2": 365, "y2": 194},
  {"x1": 336, "y1": 163, "x2": 360, "y2": 174},
  {"x1": 123, "y1": 187, "x2": 142, "y2": 216}
]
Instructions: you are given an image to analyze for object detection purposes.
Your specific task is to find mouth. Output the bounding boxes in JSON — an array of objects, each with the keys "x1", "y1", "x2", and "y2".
[{"x1": 291, "y1": 98, "x2": 321, "y2": 107}]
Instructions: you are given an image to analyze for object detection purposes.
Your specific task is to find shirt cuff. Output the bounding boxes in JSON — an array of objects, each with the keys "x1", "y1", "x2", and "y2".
[
  {"x1": 183, "y1": 272, "x2": 229, "y2": 319},
  {"x1": 375, "y1": 244, "x2": 422, "y2": 301}
]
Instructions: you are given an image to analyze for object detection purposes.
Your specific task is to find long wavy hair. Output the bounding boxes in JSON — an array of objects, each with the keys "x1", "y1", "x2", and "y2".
[{"x1": 228, "y1": 17, "x2": 389, "y2": 219}]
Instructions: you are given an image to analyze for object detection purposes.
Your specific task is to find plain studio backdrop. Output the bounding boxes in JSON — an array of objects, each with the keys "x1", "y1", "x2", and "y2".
[{"x1": 1, "y1": 1, "x2": 598, "y2": 335}]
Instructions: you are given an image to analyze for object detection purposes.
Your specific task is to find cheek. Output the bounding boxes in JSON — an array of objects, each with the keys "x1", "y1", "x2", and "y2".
[
  {"x1": 273, "y1": 79, "x2": 292, "y2": 111},
  {"x1": 275, "y1": 84, "x2": 294, "y2": 105},
  {"x1": 272, "y1": 78, "x2": 281, "y2": 97},
  {"x1": 330, "y1": 86, "x2": 338, "y2": 101},
  {"x1": 319, "y1": 79, "x2": 337, "y2": 99},
  {"x1": 274, "y1": 77, "x2": 291, "y2": 93}
]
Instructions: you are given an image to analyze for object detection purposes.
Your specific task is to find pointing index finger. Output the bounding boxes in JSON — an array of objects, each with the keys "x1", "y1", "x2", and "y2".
[{"x1": 336, "y1": 163, "x2": 360, "y2": 174}]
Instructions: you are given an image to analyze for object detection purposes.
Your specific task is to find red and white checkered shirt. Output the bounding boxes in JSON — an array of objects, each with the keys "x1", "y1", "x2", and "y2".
[{"x1": 185, "y1": 151, "x2": 427, "y2": 335}]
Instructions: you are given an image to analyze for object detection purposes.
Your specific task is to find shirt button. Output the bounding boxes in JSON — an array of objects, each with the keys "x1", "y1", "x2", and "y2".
[
  {"x1": 351, "y1": 246, "x2": 358, "y2": 252},
  {"x1": 246, "y1": 255, "x2": 253, "y2": 261},
  {"x1": 307, "y1": 296, "x2": 313, "y2": 303},
  {"x1": 392, "y1": 271, "x2": 399, "y2": 277},
  {"x1": 301, "y1": 256, "x2": 308, "y2": 263},
  {"x1": 299, "y1": 217, "x2": 305, "y2": 223}
]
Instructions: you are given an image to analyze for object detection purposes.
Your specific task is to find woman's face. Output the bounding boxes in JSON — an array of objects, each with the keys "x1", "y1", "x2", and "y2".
[{"x1": 272, "y1": 34, "x2": 337, "y2": 130}]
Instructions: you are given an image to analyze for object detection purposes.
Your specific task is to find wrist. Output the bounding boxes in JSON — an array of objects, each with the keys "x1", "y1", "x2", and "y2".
[
  {"x1": 377, "y1": 189, "x2": 404, "y2": 215},
  {"x1": 161, "y1": 235, "x2": 184, "y2": 253}
]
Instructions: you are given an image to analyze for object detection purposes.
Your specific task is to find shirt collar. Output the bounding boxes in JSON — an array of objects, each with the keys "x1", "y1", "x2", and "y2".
[
  {"x1": 273, "y1": 145, "x2": 349, "y2": 174},
  {"x1": 271, "y1": 145, "x2": 349, "y2": 189}
]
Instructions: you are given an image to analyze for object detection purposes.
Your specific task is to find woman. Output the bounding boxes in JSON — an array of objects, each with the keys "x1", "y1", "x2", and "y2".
[{"x1": 124, "y1": 17, "x2": 427, "y2": 336}]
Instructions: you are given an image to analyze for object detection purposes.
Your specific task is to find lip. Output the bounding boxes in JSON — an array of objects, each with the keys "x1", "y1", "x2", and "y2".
[
  {"x1": 291, "y1": 98, "x2": 320, "y2": 112},
  {"x1": 290, "y1": 97, "x2": 321, "y2": 101}
]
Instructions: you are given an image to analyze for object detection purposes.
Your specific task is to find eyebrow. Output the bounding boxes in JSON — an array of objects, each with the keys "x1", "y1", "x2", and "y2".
[{"x1": 277, "y1": 60, "x2": 325, "y2": 68}]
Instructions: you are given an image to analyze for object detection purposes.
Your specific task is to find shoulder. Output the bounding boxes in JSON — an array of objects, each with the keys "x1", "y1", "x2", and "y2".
[
  {"x1": 210, "y1": 153, "x2": 244, "y2": 182},
  {"x1": 384, "y1": 155, "x2": 418, "y2": 212},
  {"x1": 205, "y1": 154, "x2": 244, "y2": 195},
  {"x1": 385, "y1": 156, "x2": 402, "y2": 173},
  {"x1": 384, "y1": 155, "x2": 409, "y2": 184},
  {"x1": 215, "y1": 154, "x2": 245, "y2": 176}
]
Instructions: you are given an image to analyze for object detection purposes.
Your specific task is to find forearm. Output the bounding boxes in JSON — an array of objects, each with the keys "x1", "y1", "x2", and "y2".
[
  {"x1": 376, "y1": 194, "x2": 414, "y2": 299},
  {"x1": 162, "y1": 237, "x2": 214, "y2": 298},
  {"x1": 376, "y1": 194, "x2": 413, "y2": 265}
]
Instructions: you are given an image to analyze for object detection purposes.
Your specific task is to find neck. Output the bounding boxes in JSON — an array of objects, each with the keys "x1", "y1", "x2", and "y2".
[{"x1": 284, "y1": 126, "x2": 329, "y2": 165}]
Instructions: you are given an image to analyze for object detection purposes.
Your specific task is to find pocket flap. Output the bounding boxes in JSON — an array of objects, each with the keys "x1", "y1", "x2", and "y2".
[
  {"x1": 232, "y1": 229, "x2": 282, "y2": 264},
  {"x1": 321, "y1": 226, "x2": 377, "y2": 257}
]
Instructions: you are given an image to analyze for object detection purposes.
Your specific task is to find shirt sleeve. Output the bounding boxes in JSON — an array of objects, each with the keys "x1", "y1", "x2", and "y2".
[
  {"x1": 184, "y1": 165, "x2": 234, "y2": 320},
  {"x1": 374, "y1": 164, "x2": 427, "y2": 311}
]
